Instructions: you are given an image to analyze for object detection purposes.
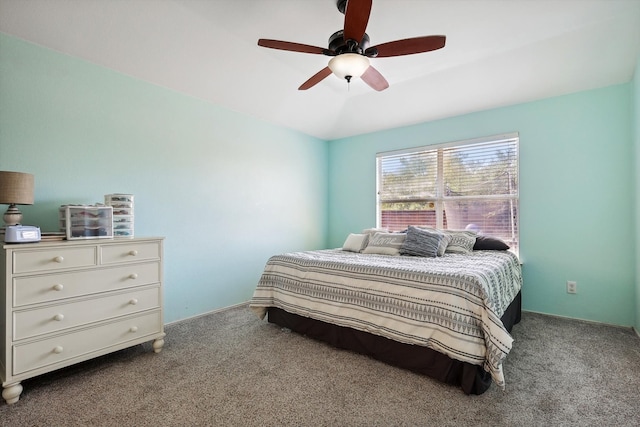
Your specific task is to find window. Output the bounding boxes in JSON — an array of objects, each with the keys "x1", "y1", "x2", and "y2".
[{"x1": 376, "y1": 133, "x2": 519, "y2": 252}]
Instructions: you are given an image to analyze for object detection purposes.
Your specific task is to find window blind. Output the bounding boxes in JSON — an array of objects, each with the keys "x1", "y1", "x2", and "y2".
[{"x1": 377, "y1": 133, "x2": 519, "y2": 251}]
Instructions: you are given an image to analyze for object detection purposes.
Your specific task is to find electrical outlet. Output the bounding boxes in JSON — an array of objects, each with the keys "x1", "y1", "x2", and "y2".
[{"x1": 566, "y1": 281, "x2": 577, "y2": 294}]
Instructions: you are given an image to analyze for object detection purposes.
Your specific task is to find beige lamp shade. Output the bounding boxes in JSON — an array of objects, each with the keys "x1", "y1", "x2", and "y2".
[{"x1": 0, "y1": 171, "x2": 35, "y2": 226}]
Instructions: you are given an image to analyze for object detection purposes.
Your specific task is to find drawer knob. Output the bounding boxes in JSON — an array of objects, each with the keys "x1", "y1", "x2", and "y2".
[
  {"x1": 128, "y1": 273, "x2": 138, "y2": 280},
  {"x1": 53, "y1": 256, "x2": 64, "y2": 263},
  {"x1": 129, "y1": 298, "x2": 138, "y2": 305},
  {"x1": 129, "y1": 326, "x2": 138, "y2": 333},
  {"x1": 53, "y1": 314, "x2": 65, "y2": 321},
  {"x1": 52, "y1": 284, "x2": 64, "y2": 291},
  {"x1": 128, "y1": 250, "x2": 138, "y2": 256},
  {"x1": 53, "y1": 346, "x2": 63, "y2": 354}
]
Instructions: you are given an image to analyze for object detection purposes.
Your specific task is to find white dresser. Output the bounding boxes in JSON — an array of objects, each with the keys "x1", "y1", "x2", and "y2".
[{"x1": 0, "y1": 237, "x2": 165, "y2": 404}]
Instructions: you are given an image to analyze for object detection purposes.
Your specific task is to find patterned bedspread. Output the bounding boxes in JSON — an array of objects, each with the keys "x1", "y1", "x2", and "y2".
[{"x1": 249, "y1": 249, "x2": 522, "y2": 388}]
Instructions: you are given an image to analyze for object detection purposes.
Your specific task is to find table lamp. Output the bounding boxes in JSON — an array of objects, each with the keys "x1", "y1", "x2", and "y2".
[{"x1": 0, "y1": 171, "x2": 35, "y2": 227}]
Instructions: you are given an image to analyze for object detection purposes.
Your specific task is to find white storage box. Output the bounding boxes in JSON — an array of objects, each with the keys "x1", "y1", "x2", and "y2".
[
  {"x1": 59, "y1": 205, "x2": 113, "y2": 240},
  {"x1": 105, "y1": 194, "x2": 134, "y2": 238}
]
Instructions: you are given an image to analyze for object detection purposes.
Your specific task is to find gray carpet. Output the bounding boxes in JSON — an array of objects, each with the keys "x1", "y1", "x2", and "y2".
[{"x1": 1, "y1": 304, "x2": 639, "y2": 426}]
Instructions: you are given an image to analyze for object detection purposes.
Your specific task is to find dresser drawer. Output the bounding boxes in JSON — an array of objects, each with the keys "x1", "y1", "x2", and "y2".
[
  {"x1": 12, "y1": 246, "x2": 97, "y2": 274},
  {"x1": 13, "y1": 262, "x2": 161, "y2": 307},
  {"x1": 13, "y1": 310, "x2": 162, "y2": 375},
  {"x1": 101, "y1": 241, "x2": 161, "y2": 265},
  {"x1": 13, "y1": 286, "x2": 160, "y2": 340}
]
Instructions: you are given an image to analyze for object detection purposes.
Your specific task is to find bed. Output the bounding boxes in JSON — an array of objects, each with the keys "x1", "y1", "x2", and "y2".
[{"x1": 249, "y1": 230, "x2": 522, "y2": 395}]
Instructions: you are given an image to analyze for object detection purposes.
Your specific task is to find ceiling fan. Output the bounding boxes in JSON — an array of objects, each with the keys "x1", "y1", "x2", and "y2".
[{"x1": 257, "y1": 0, "x2": 446, "y2": 91}]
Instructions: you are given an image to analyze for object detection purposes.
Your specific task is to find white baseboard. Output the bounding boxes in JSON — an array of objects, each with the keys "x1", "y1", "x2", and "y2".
[
  {"x1": 164, "y1": 301, "x2": 249, "y2": 326},
  {"x1": 633, "y1": 326, "x2": 640, "y2": 339}
]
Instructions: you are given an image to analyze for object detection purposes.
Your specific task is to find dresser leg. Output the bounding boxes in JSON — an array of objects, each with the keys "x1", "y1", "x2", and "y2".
[
  {"x1": 152, "y1": 336, "x2": 165, "y2": 353},
  {"x1": 2, "y1": 382, "x2": 23, "y2": 404}
]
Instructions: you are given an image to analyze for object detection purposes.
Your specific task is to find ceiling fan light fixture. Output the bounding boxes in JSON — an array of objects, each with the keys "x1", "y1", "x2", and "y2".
[{"x1": 328, "y1": 53, "x2": 370, "y2": 81}]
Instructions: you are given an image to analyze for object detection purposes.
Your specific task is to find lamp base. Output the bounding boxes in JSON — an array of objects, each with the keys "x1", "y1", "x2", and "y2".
[{"x1": 3, "y1": 204, "x2": 23, "y2": 226}]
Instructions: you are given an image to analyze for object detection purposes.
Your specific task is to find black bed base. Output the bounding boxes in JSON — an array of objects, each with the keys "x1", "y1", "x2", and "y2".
[{"x1": 267, "y1": 291, "x2": 521, "y2": 395}]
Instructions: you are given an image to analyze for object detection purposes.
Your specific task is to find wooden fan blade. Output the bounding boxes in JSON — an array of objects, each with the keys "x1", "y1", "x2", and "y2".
[
  {"x1": 258, "y1": 39, "x2": 327, "y2": 55},
  {"x1": 343, "y1": 0, "x2": 372, "y2": 43},
  {"x1": 299, "y1": 67, "x2": 333, "y2": 90},
  {"x1": 369, "y1": 35, "x2": 446, "y2": 57},
  {"x1": 361, "y1": 66, "x2": 389, "y2": 91}
]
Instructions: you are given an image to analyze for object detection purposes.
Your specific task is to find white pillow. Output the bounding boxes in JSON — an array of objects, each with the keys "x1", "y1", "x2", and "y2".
[
  {"x1": 342, "y1": 233, "x2": 369, "y2": 252},
  {"x1": 362, "y1": 232, "x2": 406, "y2": 256},
  {"x1": 362, "y1": 227, "x2": 388, "y2": 236}
]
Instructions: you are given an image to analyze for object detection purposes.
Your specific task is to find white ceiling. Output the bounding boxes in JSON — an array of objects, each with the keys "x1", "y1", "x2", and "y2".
[{"x1": 1, "y1": 0, "x2": 639, "y2": 140}]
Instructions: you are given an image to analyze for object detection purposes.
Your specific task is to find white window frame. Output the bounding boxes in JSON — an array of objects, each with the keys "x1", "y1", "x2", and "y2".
[{"x1": 376, "y1": 132, "x2": 519, "y2": 252}]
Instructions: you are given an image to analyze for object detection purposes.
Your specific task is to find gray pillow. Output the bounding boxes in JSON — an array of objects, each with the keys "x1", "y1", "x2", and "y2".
[
  {"x1": 442, "y1": 230, "x2": 477, "y2": 254},
  {"x1": 362, "y1": 227, "x2": 388, "y2": 236},
  {"x1": 362, "y1": 232, "x2": 406, "y2": 256},
  {"x1": 415, "y1": 226, "x2": 451, "y2": 256},
  {"x1": 400, "y1": 226, "x2": 444, "y2": 258}
]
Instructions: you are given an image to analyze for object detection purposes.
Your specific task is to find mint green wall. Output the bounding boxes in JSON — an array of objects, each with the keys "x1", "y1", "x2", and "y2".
[
  {"x1": 328, "y1": 84, "x2": 635, "y2": 326},
  {"x1": 0, "y1": 33, "x2": 328, "y2": 323},
  {"x1": 1, "y1": 32, "x2": 636, "y2": 328}
]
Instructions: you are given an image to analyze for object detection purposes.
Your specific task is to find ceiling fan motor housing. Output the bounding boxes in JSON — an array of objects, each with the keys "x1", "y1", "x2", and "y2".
[
  {"x1": 337, "y1": 0, "x2": 348, "y2": 14},
  {"x1": 329, "y1": 30, "x2": 370, "y2": 54}
]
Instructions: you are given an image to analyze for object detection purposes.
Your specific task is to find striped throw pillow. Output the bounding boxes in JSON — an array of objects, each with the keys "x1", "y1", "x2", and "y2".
[
  {"x1": 399, "y1": 226, "x2": 444, "y2": 258},
  {"x1": 415, "y1": 226, "x2": 451, "y2": 256},
  {"x1": 442, "y1": 230, "x2": 477, "y2": 254}
]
